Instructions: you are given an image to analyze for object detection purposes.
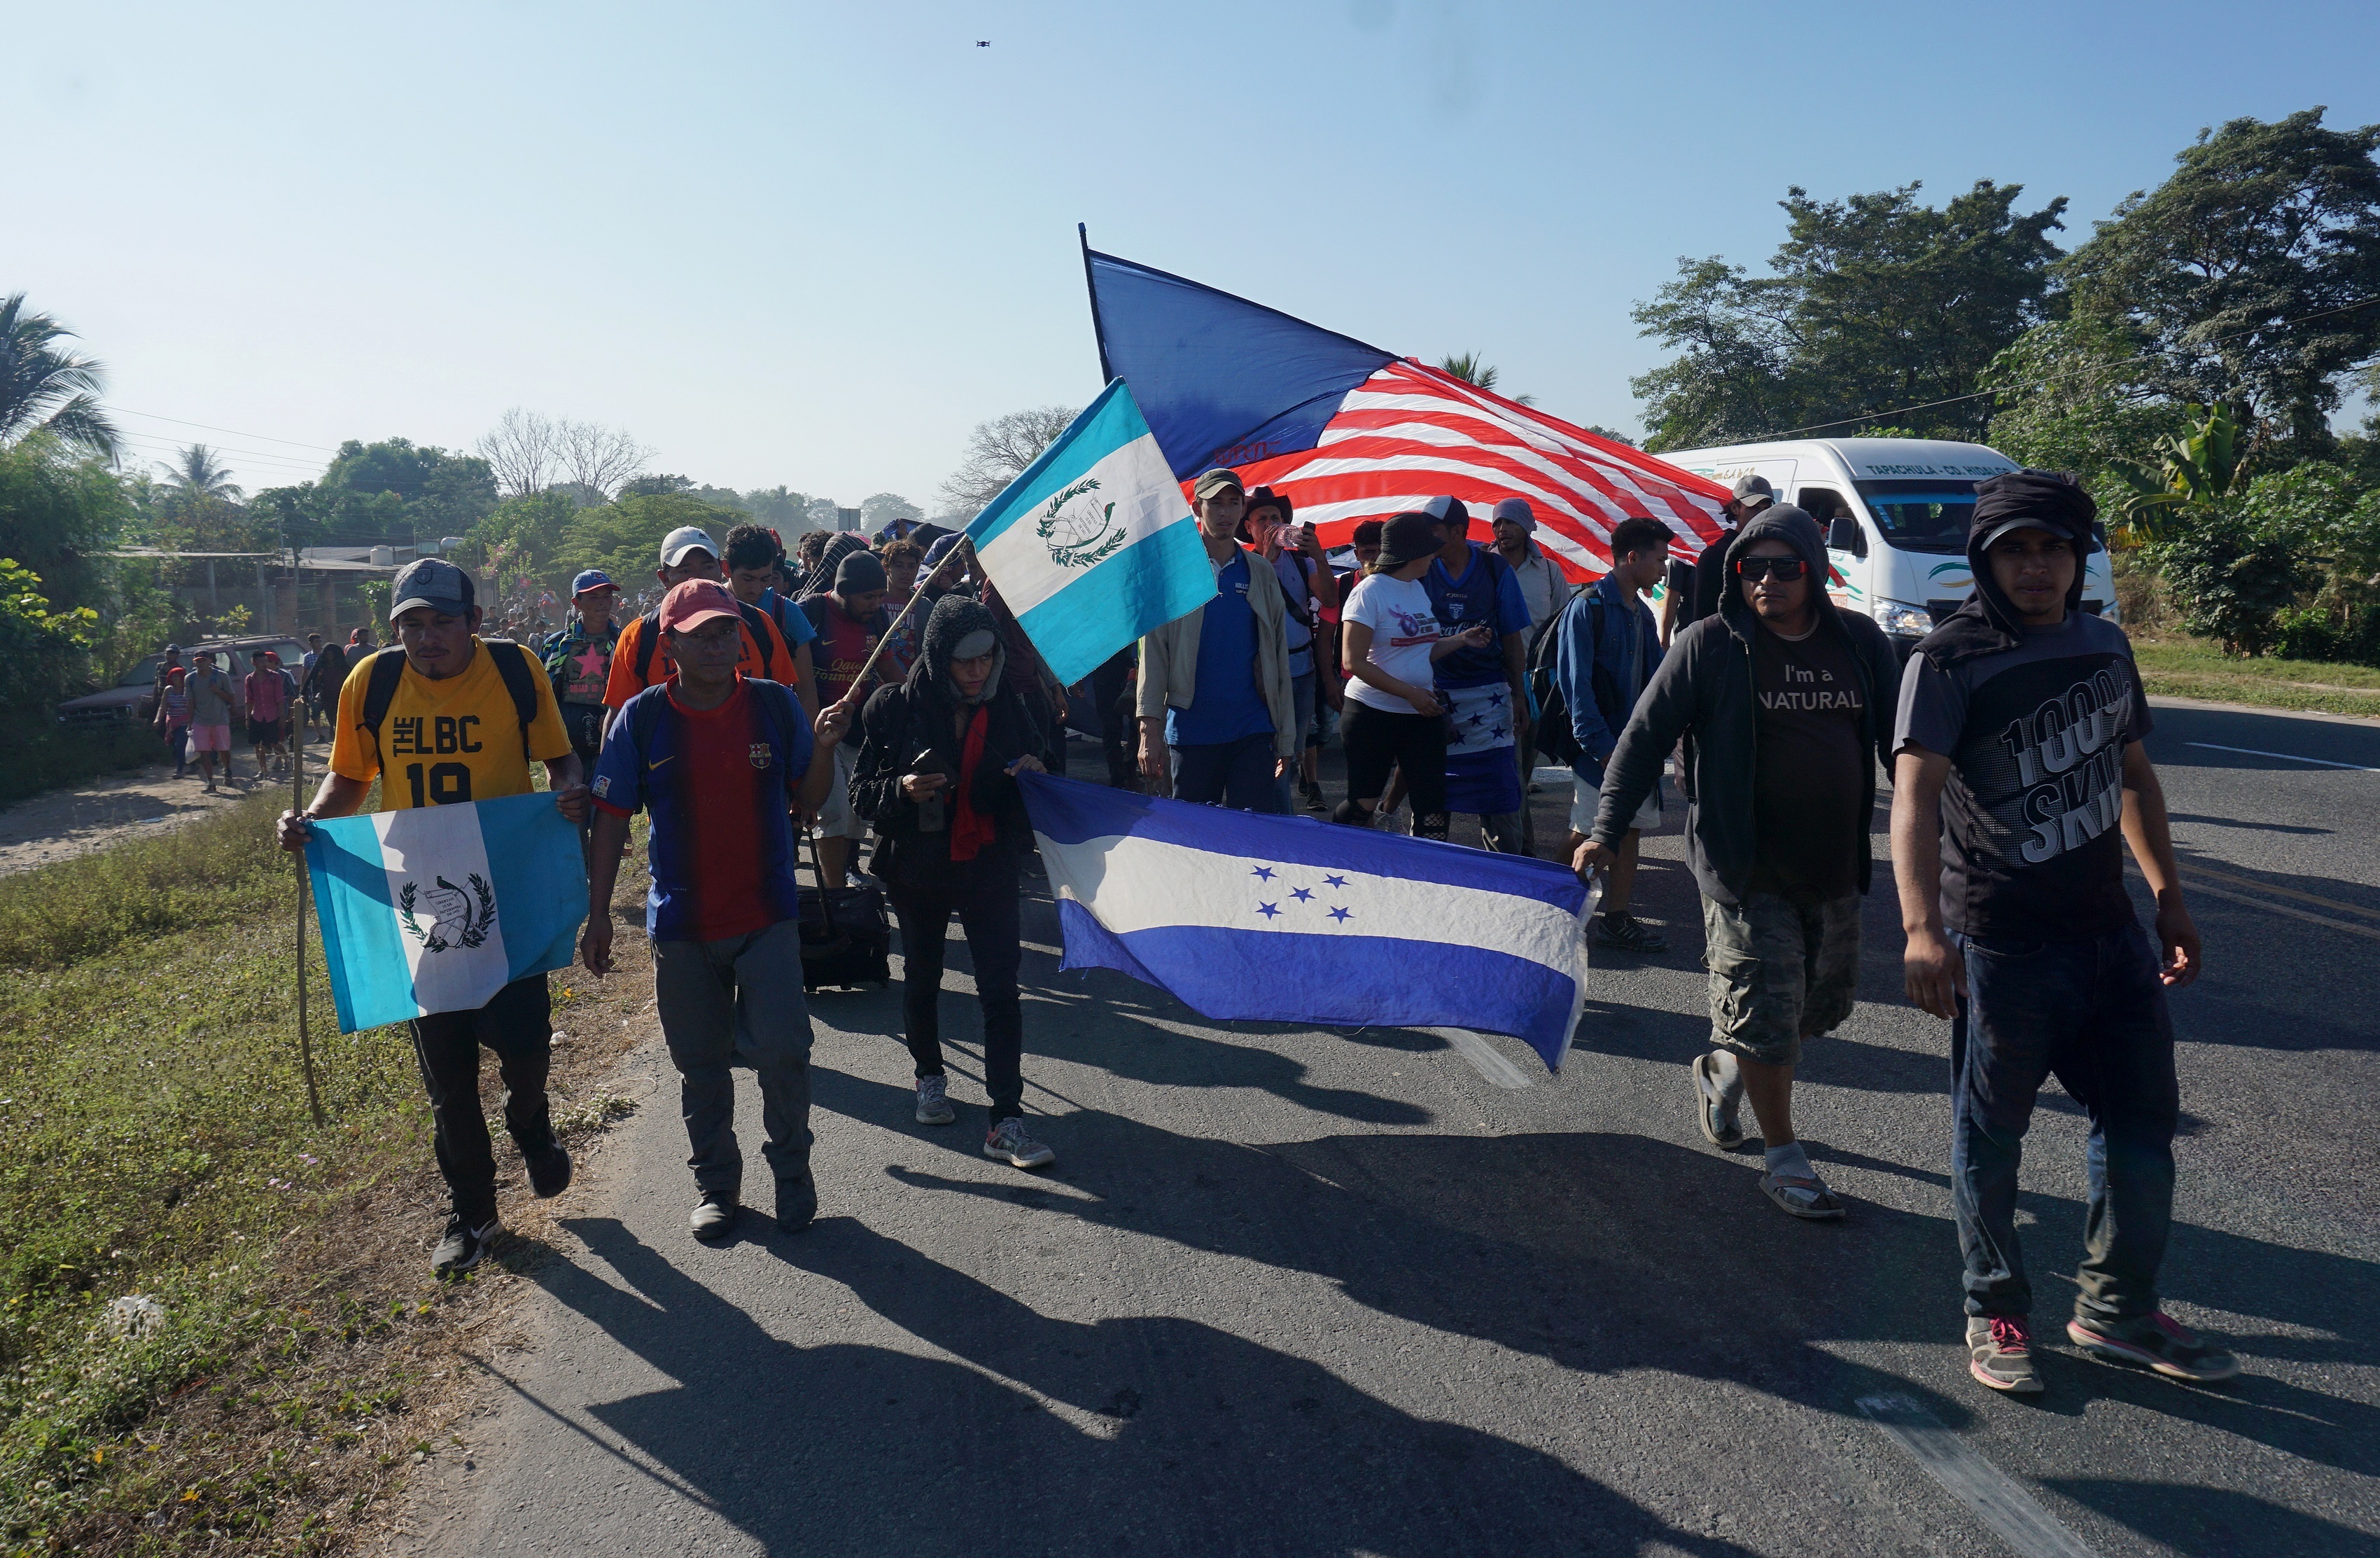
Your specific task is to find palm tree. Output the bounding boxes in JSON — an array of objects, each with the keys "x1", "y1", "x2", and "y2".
[
  {"x1": 0, "y1": 293, "x2": 120, "y2": 458},
  {"x1": 158, "y1": 444, "x2": 244, "y2": 503},
  {"x1": 1436, "y1": 352, "x2": 1534, "y2": 406}
]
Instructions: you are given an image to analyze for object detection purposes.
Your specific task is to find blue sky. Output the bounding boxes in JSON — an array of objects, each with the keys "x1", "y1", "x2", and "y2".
[{"x1": 8, "y1": 1, "x2": 2378, "y2": 510}]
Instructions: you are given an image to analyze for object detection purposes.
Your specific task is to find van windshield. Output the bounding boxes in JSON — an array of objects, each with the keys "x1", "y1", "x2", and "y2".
[{"x1": 1854, "y1": 480, "x2": 1977, "y2": 554}]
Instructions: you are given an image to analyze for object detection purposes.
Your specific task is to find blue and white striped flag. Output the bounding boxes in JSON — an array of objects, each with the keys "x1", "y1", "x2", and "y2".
[
  {"x1": 965, "y1": 378, "x2": 1216, "y2": 686},
  {"x1": 304, "y1": 793, "x2": 588, "y2": 1034},
  {"x1": 1019, "y1": 773, "x2": 1595, "y2": 1071}
]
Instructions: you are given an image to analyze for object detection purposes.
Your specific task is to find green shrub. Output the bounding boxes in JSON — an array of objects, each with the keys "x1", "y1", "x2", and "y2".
[{"x1": 2143, "y1": 513, "x2": 2314, "y2": 656}]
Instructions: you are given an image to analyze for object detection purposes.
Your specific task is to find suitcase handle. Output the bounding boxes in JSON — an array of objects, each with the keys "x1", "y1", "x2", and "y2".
[{"x1": 800, "y1": 818, "x2": 843, "y2": 940}]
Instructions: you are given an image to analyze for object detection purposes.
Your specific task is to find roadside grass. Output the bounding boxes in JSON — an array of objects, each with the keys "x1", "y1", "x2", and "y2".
[
  {"x1": 0, "y1": 791, "x2": 654, "y2": 1554},
  {"x1": 1, "y1": 726, "x2": 169, "y2": 808},
  {"x1": 2131, "y1": 633, "x2": 2380, "y2": 721}
]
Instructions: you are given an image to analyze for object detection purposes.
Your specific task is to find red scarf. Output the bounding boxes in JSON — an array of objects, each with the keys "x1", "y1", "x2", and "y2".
[{"x1": 949, "y1": 704, "x2": 996, "y2": 862}]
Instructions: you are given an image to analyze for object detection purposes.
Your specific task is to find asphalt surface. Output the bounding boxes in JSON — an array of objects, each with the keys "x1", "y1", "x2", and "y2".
[{"x1": 410, "y1": 698, "x2": 2380, "y2": 1558}]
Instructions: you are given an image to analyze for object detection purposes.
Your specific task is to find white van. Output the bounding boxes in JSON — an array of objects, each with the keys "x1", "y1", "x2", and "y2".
[{"x1": 1652, "y1": 437, "x2": 2115, "y2": 652}]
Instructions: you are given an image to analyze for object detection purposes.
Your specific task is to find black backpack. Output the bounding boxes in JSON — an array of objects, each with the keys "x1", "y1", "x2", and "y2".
[
  {"x1": 1526, "y1": 586, "x2": 1600, "y2": 771},
  {"x1": 358, "y1": 639, "x2": 543, "y2": 762}
]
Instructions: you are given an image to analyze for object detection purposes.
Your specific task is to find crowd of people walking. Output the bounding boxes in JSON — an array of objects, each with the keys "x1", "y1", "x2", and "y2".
[{"x1": 273, "y1": 466, "x2": 2235, "y2": 1397}]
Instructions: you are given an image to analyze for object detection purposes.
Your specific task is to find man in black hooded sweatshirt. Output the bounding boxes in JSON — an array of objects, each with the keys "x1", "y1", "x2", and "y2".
[
  {"x1": 1579, "y1": 506, "x2": 1901, "y2": 1221},
  {"x1": 1891, "y1": 470, "x2": 2233, "y2": 1396},
  {"x1": 851, "y1": 594, "x2": 1058, "y2": 1170}
]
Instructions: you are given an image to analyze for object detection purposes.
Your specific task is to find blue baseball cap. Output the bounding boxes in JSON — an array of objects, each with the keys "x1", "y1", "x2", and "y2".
[{"x1": 571, "y1": 569, "x2": 620, "y2": 596}]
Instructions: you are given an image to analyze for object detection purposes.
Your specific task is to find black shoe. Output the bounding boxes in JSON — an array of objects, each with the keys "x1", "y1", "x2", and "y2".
[
  {"x1": 776, "y1": 1174, "x2": 818, "y2": 1232},
  {"x1": 1593, "y1": 912, "x2": 1670, "y2": 954},
  {"x1": 691, "y1": 1190, "x2": 738, "y2": 1241},
  {"x1": 433, "y1": 1214, "x2": 500, "y2": 1277},
  {"x1": 1300, "y1": 781, "x2": 1327, "y2": 812},
  {"x1": 525, "y1": 1139, "x2": 572, "y2": 1198}
]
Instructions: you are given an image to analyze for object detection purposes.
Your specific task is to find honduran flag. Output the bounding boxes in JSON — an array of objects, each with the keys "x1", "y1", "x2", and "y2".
[
  {"x1": 1019, "y1": 772, "x2": 1594, "y2": 1072},
  {"x1": 304, "y1": 793, "x2": 588, "y2": 1034}
]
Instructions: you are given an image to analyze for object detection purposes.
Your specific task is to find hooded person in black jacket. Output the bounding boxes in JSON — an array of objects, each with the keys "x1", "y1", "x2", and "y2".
[
  {"x1": 1579, "y1": 506, "x2": 1901, "y2": 1221},
  {"x1": 850, "y1": 594, "x2": 1058, "y2": 1169}
]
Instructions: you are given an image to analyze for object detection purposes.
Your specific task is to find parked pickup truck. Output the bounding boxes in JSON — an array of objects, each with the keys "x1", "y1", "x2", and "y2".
[{"x1": 54, "y1": 634, "x2": 312, "y2": 726}]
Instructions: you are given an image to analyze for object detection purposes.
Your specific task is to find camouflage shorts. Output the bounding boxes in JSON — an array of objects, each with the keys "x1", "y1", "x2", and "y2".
[{"x1": 1701, "y1": 891, "x2": 1862, "y2": 1066}]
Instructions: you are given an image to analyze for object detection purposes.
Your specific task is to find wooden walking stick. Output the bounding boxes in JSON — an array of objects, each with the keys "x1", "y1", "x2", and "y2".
[{"x1": 293, "y1": 728, "x2": 327, "y2": 1127}]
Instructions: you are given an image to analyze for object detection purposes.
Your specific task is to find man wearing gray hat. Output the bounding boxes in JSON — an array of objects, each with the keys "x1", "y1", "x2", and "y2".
[
  {"x1": 1136, "y1": 467, "x2": 1296, "y2": 812},
  {"x1": 277, "y1": 556, "x2": 587, "y2": 1277},
  {"x1": 1491, "y1": 498, "x2": 1568, "y2": 633}
]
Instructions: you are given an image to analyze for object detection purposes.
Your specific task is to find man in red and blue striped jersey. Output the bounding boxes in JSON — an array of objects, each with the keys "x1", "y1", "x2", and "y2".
[{"x1": 582, "y1": 579, "x2": 849, "y2": 1242}]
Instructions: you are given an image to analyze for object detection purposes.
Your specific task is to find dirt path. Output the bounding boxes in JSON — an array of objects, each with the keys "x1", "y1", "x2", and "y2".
[{"x1": 0, "y1": 733, "x2": 330, "y2": 876}]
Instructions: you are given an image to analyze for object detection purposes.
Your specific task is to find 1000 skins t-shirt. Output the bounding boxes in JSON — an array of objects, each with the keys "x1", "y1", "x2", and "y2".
[{"x1": 1168, "y1": 550, "x2": 1275, "y2": 747}]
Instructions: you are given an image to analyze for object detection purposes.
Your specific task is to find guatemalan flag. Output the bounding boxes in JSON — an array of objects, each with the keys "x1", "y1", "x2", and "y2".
[
  {"x1": 1020, "y1": 772, "x2": 1594, "y2": 1072},
  {"x1": 304, "y1": 794, "x2": 588, "y2": 1034},
  {"x1": 964, "y1": 377, "x2": 1217, "y2": 686}
]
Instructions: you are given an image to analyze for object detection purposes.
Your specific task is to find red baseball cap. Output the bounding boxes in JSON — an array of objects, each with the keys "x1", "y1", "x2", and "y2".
[{"x1": 657, "y1": 578, "x2": 741, "y2": 634}]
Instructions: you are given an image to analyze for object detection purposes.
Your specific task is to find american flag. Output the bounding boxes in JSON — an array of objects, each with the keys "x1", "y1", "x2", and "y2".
[
  {"x1": 1079, "y1": 239, "x2": 1733, "y2": 581},
  {"x1": 1228, "y1": 358, "x2": 1729, "y2": 580}
]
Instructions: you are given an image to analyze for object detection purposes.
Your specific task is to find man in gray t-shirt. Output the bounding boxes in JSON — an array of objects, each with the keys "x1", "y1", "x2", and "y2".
[{"x1": 183, "y1": 651, "x2": 241, "y2": 791}]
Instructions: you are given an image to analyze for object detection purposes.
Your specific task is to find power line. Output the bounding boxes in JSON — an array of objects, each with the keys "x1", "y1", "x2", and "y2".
[
  {"x1": 1756, "y1": 295, "x2": 2380, "y2": 440},
  {"x1": 111, "y1": 431, "x2": 328, "y2": 474},
  {"x1": 104, "y1": 405, "x2": 343, "y2": 452}
]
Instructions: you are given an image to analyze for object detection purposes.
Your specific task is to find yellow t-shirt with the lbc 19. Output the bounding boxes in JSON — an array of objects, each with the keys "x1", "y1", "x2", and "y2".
[{"x1": 330, "y1": 640, "x2": 573, "y2": 810}]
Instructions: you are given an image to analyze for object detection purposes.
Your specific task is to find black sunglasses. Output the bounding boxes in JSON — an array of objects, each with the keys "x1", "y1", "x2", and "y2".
[{"x1": 1735, "y1": 556, "x2": 1808, "y2": 582}]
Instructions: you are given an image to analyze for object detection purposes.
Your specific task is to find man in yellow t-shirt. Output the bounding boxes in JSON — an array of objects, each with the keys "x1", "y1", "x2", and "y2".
[{"x1": 276, "y1": 559, "x2": 589, "y2": 1278}]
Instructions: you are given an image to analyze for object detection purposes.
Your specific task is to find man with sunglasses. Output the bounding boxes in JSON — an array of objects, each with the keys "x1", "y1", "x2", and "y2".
[{"x1": 1577, "y1": 506, "x2": 1900, "y2": 1220}]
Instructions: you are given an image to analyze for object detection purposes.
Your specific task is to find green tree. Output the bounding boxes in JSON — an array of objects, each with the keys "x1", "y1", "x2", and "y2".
[
  {"x1": 0, "y1": 293, "x2": 120, "y2": 459},
  {"x1": 0, "y1": 436, "x2": 139, "y2": 697},
  {"x1": 553, "y1": 494, "x2": 741, "y2": 589},
  {"x1": 860, "y1": 492, "x2": 923, "y2": 531},
  {"x1": 741, "y1": 486, "x2": 815, "y2": 529},
  {"x1": 1983, "y1": 316, "x2": 2187, "y2": 496},
  {"x1": 1632, "y1": 180, "x2": 2068, "y2": 450},
  {"x1": 156, "y1": 443, "x2": 244, "y2": 504},
  {"x1": 321, "y1": 436, "x2": 499, "y2": 536},
  {"x1": 1436, "y1": 354, "x2": 1534, "y2": 405},
  {"x1": 470, "y1": 491, "x2": 578, "y2": 585},
  {"x1": 2064, "y1": 109, "x2": 2380, "y2": 453}
]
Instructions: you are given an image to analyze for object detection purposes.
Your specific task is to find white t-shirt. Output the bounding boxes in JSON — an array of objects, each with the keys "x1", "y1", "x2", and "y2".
[{"x1": 1343, "y1": 573, "x2": 1443, "y2": 714}]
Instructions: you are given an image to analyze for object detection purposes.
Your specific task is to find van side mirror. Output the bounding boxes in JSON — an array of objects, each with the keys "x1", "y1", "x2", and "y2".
[{"x1": 1826, "y1": 516, "x2": 1865, "y2": 557}]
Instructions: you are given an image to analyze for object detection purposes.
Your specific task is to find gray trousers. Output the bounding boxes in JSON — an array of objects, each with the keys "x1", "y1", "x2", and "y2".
[{"x1": 652, "y1": 918, "x2": 815, "y2": 1198}]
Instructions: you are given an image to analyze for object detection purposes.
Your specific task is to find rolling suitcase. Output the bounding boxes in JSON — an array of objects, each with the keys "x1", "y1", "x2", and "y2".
[{"x1": 797, "y1": 823, "x2": 892, "y2": 989}]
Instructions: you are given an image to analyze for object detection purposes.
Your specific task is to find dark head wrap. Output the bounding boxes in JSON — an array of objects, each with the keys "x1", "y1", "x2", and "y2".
[
  {"x1": 834, "y1": 551, "x2": 888, "y2": 596},
  {"x1": 804, "y1": 531, "x2": 869, "y2": 597},
  {"x1": 915, "y1": 592, "x2": 1007, "y2": 706},
  {"x1": 1917, "y1": 470, "x2": 2101, "y2": 667}
]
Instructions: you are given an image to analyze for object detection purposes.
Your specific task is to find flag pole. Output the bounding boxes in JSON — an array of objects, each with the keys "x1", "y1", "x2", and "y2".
[
  {"x1": 293, "y1": 721, "x2": 327, "y2": 1127},
  {"x1": 825, "y1": 537, "x2": 972, "y2": 712}
]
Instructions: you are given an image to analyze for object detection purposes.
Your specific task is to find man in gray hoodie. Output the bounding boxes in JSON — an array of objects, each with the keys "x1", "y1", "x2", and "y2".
[{"x1": 1577, "y1": 506, "x2": 1901, "y2": 1220}]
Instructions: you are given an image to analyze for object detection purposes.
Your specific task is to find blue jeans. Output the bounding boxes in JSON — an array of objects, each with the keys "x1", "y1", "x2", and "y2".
[
  {"x1": 1172, "y1": 732, "x2": 1283, "y2": 812},
  {"x1": 1951, "y1": 921, "x2": 2178, "y2": 1323},
  {"x1": 1276, "y1": 672, "x2": 1317, "y2": 809}
]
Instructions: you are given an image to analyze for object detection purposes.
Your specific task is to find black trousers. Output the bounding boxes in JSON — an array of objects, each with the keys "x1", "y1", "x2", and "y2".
[
  {"x1": 411, "y1": 973, "x2": 554, "y2": 1225},
  {"x1": 1090, "y1": 649, "x2": 1137, "y2": 787},
  {"x1": 1338, "y1": 701, "x2": 1449, "y2": 838},
  {"x1": 887, "y1": 854, "x2": 1026, "y2": 1122}
]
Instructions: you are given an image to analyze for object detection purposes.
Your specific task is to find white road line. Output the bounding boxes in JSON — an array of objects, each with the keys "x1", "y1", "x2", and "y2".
[
  {"x1": 1856, "y1": 1395, "x2": 2101, "y2": 1558},
  {"x1": 2178, "y1": 879, "x2": 2380, "y2": 942},
  {"x1": 2187, "y1": 741, "x2": 2377, "y2": 772},
  {"x1": 1427, "y1": 1028, "x2": 1536, "y2": 1090}
]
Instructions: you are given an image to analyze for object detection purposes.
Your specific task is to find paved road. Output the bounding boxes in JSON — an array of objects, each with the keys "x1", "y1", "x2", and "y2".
[{"x1": 414, "y1": 699, "x2": 2379, "y2": 1557}]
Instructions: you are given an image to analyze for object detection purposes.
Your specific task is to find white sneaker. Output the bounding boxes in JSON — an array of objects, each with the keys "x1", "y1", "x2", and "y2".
[
  {"x1": 983, "y1": 1116, "x2": 1054, "y2": 1169},
  {"x1": 914, "y1": 1074, "x2": 955, "y2": 1126}
]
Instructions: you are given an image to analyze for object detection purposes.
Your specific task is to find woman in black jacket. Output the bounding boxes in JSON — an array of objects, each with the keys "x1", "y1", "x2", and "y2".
[{"x1": 850, "y1": 594, "x2": 1056, "y2": 1169}]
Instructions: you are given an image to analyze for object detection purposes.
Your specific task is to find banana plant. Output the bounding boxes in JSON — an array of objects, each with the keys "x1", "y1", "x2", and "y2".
[{"x1": 2107, "y1": 400, "x2": 2256, "y2": 542}]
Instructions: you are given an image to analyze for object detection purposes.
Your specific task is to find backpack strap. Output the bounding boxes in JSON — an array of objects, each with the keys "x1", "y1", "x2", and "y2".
[
  {"x1": 483, "y1": 638, "x2": 542, "y2": 759},
  {"x1": 358, "y1": 646, "x2": 410, "y2": 750},
  {"x1": 632, "y1": 609, "x2": 662, "y2": 682},
  {"x1": 736, "y1": 599, "x2": 785, "y2": 682},
  {"x1": 799, "y1": 594, "x2": 833, "y2": 642}
]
